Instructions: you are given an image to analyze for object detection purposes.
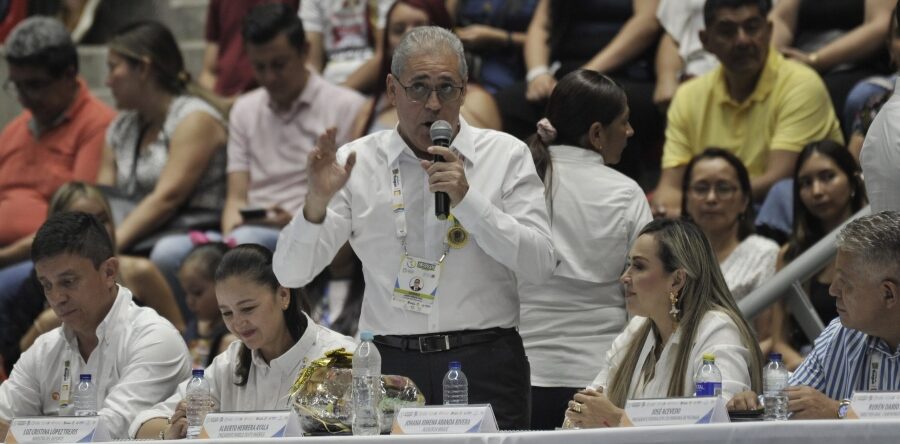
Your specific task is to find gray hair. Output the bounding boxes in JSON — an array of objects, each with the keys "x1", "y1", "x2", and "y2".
[
  {"x1": 5, "y1": 16, "x2": 78, "y2": 76},
  {"x1": 5, "y1": 16, "x2": 72, "y2": 59},
  {"x1": 391, "y1": 26, "x2": 468, "y2": 80},
  {"x1": 837, "y1": 211, "x2": 900, "y2": 273}
]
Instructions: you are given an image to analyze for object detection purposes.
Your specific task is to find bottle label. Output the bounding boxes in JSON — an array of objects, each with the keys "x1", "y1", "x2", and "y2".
[
  {"x1": 764, "y1": 374, "x2": 788, "y2": 394},
  {"x1": 695, "y1": 381, "x2": 722, "y2": 397}
]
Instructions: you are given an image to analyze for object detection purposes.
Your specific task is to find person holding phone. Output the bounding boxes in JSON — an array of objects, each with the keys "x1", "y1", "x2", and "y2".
[{"x1": 219, "y1": 4, "x2": 366, "y2": 251}]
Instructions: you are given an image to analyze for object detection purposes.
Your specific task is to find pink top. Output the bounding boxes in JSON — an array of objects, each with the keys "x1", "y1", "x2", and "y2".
[{"x1": 227, "y1": 71, "x2": 365, "y2": 214}]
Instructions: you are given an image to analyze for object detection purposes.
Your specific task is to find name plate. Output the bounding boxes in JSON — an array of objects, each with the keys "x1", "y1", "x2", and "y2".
[
  {"x1": 5, "y1": 416, "x2": 108, "y2": 443},
  {"x1": 623, "y1": 396, "x2": 729, "y2": 426},
  {"x1": 391, "y1": 404, "x2": 498, "y2": 434},
  {"x1": 848, "y1": 392, "x2": 900, "y2": 420},
  {"x1": 198, "y1": 411, "x2": 301, "y2": 439}
]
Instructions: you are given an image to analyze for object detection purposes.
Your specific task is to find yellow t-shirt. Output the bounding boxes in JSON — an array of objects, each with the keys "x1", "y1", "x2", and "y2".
[{"x1": 662, "y1": 48, "x2": 844, "y2": 176}]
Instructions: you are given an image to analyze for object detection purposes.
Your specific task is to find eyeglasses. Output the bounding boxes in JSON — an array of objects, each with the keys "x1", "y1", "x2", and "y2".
[
  {"x1": 393, "y1": 77, "x2": 464, "y2": 103},
  {"x1": 689, "y1": 182, "x2": 739, "y2": 199},
  {"x1": 2, "y1": 77, "x2": 58, "y2": 98}
]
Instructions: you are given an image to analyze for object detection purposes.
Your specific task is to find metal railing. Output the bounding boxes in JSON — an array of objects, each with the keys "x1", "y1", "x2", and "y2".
[{"x1": 738, "y1": 206, "x2": 871, "y2": 341}]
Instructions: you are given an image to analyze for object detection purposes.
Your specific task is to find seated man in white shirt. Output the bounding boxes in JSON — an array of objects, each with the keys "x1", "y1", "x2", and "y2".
[
  {"x1": 0, "y1": 212, "x2": 191, "y2": 439},
  {"x1": 728, "y1": 211, "x2": 900, "y2": 419},
  {"x1": 273, "y1": 26, "x2": 555, "y2": 429}
]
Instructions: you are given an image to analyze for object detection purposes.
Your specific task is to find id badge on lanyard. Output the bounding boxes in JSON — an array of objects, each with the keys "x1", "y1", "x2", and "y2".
[
  {"x1": 868, "y1": 353, "x2": 883, "y2": 391},
  {"x1": 59, "y1": 360, "x2": 73, "y2": 407},
  {"x1": 388, "y1": 161, "x2": 456, "y2": 314}
]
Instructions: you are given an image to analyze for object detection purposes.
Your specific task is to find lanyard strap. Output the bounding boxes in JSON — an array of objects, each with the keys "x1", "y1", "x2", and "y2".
[{"x1": 390, "y1": 159, "x2": 451, "y2": 262}]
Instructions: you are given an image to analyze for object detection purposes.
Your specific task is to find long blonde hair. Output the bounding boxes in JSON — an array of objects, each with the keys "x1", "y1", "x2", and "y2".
[{"x1": 606, "y1": 218, "x2": 763, "y2": 407}]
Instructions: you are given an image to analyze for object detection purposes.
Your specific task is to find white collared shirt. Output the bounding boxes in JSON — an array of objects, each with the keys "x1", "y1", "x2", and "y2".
[
  {"x1": 129, "y1": 316, "x2": 356, "y2": 437},
  {"x1": 860, "y1": 77, "x2": 900, "y2": 213},
  {"x1": 274, "y1": 118, "x2": 554, "y2": 334},
  {"x1": 590, "y1": 311, "x2": 752, "y2": 400},
  {"x1": 0, "y1": 286, "x2": 190, "y2": 439},
  {"x1": 519, "y1": 145, "x2": 651, "y2": 388}
]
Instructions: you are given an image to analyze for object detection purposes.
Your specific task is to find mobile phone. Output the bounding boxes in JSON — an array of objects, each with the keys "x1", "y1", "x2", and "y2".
[{"x1": 239, "y1": 207, "x2": 267, "y2": 221}]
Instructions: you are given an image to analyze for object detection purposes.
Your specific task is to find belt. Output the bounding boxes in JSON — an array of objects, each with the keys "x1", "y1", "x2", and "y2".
[{"x1": 374, "y1": 327, "x2": 515, "y2": 353}]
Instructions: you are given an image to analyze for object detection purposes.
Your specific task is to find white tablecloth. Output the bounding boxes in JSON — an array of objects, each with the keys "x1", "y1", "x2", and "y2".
[{"x1": 95, "y1": 420, "x2": 900, "y2": 443}]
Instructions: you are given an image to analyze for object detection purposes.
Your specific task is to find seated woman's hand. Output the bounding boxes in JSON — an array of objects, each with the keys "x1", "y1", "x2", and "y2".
[
  {"x1": 163, "y1": 400, "x2": 189, "y2": 439},
  {"x1": 164, "y1": 398, "x2": 219, "y2": 439},
  {"x1": 726, "y1": 390, "x2": 761, "y2": 411},
  {"x1": 565, "y1": 387, "x2": 624, "y2": 428}
]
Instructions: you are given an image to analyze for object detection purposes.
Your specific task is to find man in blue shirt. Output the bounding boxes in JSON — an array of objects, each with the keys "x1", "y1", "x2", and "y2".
[{"x1": 728, "y1": 211, "x2": 900, "y2": 419}]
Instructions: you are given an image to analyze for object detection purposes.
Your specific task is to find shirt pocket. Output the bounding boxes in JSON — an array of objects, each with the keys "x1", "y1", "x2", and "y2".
[
  {"x1": 42, "y1": 142, "x2": 79, "y2": 178},
  {"x1": 554, "y1": 232, "x2": 628, "y2": 284}
]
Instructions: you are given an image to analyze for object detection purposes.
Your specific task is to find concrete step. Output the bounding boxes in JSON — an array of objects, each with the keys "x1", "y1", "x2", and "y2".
[{"x1": 161, "y1": 0, "x2": 210, "y2": 42}]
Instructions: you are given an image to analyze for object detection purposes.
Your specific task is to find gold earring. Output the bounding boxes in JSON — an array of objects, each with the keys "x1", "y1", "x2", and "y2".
[{"x1": 669, "y1": 291, "x2": 680, "y2": 321}]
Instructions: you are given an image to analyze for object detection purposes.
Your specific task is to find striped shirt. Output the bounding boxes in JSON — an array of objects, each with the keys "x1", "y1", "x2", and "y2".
[{"x1": 790, "y1": 318, "x2": 900, "y2": 399}]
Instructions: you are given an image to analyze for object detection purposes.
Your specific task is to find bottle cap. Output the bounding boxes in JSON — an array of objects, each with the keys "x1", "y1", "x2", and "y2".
[
  {"x1": 79, "y1": 374, "x2": 91, "y2": 381},
  {"x1": 768, "y1": 353, "x2": 782, "y2": 361},
  {"x1": 192, "y1": 369, "x2": 205, "y2": 377},
  {"x1": 360, "y1": 331, "x2": 375, "y2": 341},
  {"x1": 449, "y1": 360, "x2": 461, "y2": 370},
  {"x1": 702, "y1": 353, "x2": 715, "y2": 362}
]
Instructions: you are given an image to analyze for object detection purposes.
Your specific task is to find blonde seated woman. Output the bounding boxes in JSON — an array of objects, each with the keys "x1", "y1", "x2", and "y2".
[
  {"x1": 20, "y1": 182, "x2": 185, "y2": 352},
  {"x1": 564, "y1": 219, "x2": 763, "y2": 428}
]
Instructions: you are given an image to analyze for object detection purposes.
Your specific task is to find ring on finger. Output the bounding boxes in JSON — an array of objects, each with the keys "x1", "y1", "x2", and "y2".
[{"x1": 571, "y1": 401, "x2": 583, "y2": 414}]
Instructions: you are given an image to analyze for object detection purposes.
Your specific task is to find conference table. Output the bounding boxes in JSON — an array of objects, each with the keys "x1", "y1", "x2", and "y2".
[{"x1": 93, "y1": 419, "x2": 899, "y2": 443}]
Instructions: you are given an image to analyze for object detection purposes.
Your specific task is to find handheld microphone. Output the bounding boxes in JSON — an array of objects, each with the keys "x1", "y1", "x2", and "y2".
[{"x1": 429, "y1": 120, "x2": 453, "y2": 220}]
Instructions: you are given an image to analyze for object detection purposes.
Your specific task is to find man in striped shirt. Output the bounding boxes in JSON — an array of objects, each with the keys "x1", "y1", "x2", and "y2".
[{"x1": 728, "y1": 211, "x2": 900, "y2": 419}]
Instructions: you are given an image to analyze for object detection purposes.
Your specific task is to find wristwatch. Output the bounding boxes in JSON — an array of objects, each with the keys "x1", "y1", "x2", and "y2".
[{"x1": 837, "y1": 399, "x2": 852, "y2": 419}]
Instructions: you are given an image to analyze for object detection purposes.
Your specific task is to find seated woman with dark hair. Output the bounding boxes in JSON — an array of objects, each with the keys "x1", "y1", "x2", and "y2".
[
  {"x1": 563, "y1": 219, "x2": 763, "y2": 428},
  {"x1": 97, "y1": 20, "x2": 228, "y2": 315},
  {"x1": 131, "y1": 244, "x2": 356, "y2": 439},
  {"x1": 681, "y1": 148, "x2": 779, "y2": 303},
  {"x1": 768, "y1": 140, "x2": 868, "y2": 369}
]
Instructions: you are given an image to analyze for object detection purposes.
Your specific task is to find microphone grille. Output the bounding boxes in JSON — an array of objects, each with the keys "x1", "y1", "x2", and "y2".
[{"x1": 430, "y1": 120, "x2": 453, "y2": 142}]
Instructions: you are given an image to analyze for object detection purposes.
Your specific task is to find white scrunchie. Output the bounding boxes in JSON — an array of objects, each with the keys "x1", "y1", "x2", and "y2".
[{"x1": 536, "y1": 118, "x2": 558, "y2": 144}]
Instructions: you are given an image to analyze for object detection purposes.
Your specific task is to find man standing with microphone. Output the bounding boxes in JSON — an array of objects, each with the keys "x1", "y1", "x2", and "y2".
[{"x1": 273, "y1": 26, "x2": 553, "y2": 429}]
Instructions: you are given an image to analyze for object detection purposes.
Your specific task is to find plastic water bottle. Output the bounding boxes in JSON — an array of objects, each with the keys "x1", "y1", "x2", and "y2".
[
  {"x1": 352, "y1": 331, "x2": 382, "y2": 436},
  {"x1": 763, "y1": 353, "x2": 789, "y2": 420},
  {"x1": 442, "y1": 361, "x2": 469, "y2": 405},
  {"x1": 74, "y1": 374, "x2": 97, "y2": 416},
  {"x1": 185, "y1": 369, "x2": 211, "y2": 439},
  {"x1": 694, "y1": 353, "x2": 723, "y2": 397}
]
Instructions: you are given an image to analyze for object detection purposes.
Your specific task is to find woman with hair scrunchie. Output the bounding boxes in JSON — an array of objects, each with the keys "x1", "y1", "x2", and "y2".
[
  {"x1": 97, "y1": 20, "x2": 230, "y2": 318},
  {"x1": 520, "y1": 69, "x2": 653, "y2": 429}
]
